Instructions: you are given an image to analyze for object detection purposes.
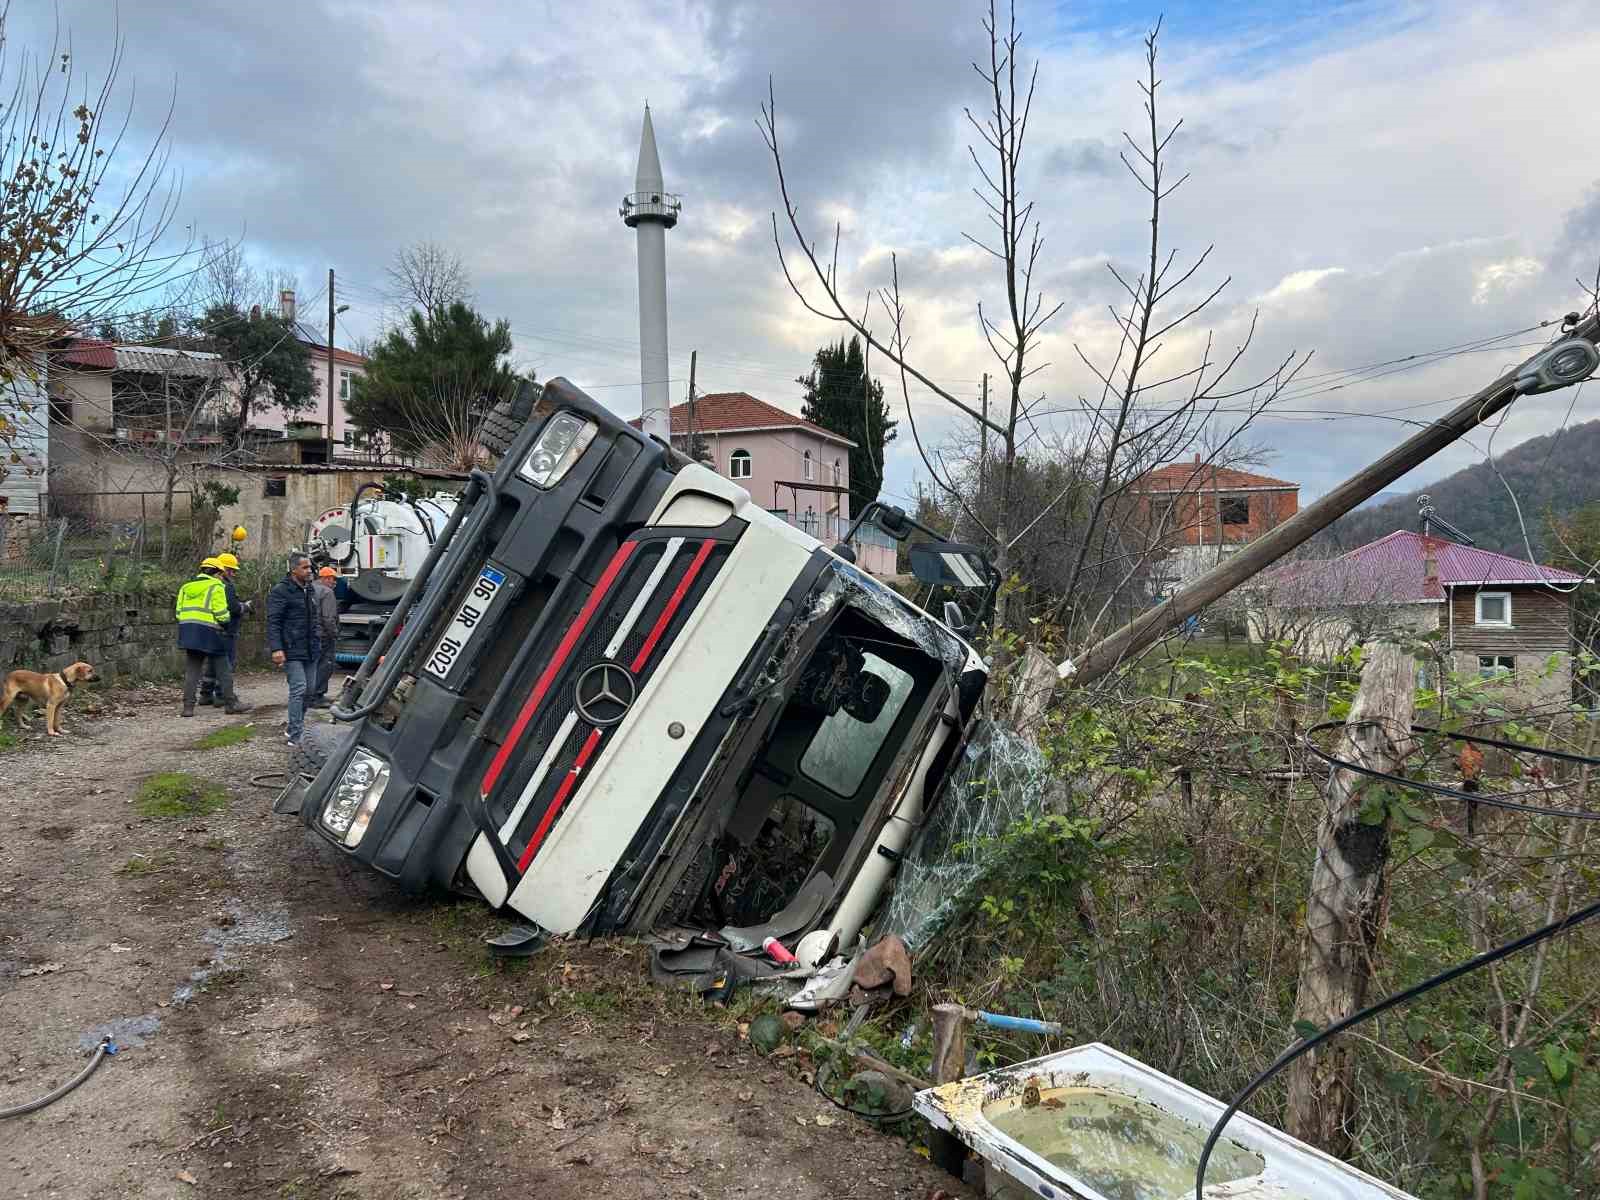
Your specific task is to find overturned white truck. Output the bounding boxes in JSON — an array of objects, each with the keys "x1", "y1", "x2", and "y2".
[{"x1": 275, "y1": 379, "x2": 997, "y2": 954}]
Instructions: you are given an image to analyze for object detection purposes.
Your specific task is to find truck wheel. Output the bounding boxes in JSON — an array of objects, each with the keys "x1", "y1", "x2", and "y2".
[
  {"x1": 479, "y1": 379, "x2": 546, "y2": 459},
  {"x1": 292, "y1": 723, "x2": 355, "y2": 778}
]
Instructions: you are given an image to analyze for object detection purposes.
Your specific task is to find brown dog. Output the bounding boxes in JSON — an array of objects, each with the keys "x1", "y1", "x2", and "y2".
[{"x1": 0, "y1": 661, "x2": 98, "y2": 737}]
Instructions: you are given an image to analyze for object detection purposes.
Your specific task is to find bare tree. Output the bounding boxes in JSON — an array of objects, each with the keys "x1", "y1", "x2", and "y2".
[
  {"x1": 0, "y1": 5, "x2": 185, "y2": 418},
  {"x1": 762, "y1": 6, "x2": 1305, "y2": 641},
  {"x1": 386, "y1": 240, "x2": 472, "y2": 322}
]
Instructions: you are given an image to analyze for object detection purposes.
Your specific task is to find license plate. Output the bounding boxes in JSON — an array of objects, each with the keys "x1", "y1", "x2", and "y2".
[{"x1": 425, "y1": 565, "x2": 506, "y2": 679}]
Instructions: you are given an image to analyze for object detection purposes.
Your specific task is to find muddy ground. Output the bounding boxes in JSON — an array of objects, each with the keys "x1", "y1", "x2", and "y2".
[{"x1": 0, "y1": 671, "x2": 971, "y2": 1199}]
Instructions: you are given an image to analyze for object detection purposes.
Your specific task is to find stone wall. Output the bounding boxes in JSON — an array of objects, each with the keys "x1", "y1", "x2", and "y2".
[{"x1": 0, "y1": 592, "x2": 270, "y2": 682}]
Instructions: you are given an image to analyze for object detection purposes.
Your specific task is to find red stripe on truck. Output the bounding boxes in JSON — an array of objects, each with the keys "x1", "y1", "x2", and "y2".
[
  {"x1": 516, "y1": 728, "x2": 603, "y2": 870},
  {"x1": 479, "y1": 541, "x2": 637, "y2": 798},
  {"x1": 630, "y1": 539, "x2": 715, "y2": 672}
]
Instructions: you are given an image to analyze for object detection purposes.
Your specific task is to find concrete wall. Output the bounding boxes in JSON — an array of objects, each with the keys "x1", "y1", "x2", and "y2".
[{"x1": 0, "y1": 592, "x2": 270, "y2": 683}]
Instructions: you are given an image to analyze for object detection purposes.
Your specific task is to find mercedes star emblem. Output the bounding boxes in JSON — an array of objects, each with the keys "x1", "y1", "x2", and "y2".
[{"x1": 574, "y1": 662, "x2": 636, "y2": 727}]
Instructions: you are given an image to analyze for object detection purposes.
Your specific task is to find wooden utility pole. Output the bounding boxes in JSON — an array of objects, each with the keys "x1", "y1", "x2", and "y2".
[
  {"x1": 326, "y1": 267, "x2": 337, "y2": 444},
  {"x1": 1065, "y1": 314, "x2": 1600, "y2": 687},
  {"x1": 1285, "y1": 641, "x2": 1415, "y2": 1155},
  {"x1": 686, "y1": 349, "x2": 697, "y2": 461}
]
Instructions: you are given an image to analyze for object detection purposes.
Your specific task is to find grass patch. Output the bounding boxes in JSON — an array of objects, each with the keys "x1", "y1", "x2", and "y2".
[
  {"x1": 117, "y1": 853, "x2": 170, "y2": 877},
  {"x1": 194, "y1": 723, "x2": 254, "y2": 750},
  {"x1": 0, "y1": 728, "x2": 18, "y2": 752},
  {"x1": 134, "y1": 772, "x2": 229, "y2": 819}
]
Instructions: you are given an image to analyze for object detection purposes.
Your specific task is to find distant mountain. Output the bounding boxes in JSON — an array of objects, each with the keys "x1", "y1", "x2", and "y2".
[{"x1": 1315, "y1": 418, "x2": 1600, "y2": 561}]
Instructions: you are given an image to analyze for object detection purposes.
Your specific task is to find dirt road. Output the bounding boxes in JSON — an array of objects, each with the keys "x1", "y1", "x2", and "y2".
[{"x1": 0, "y1": 673, "x2": 966, "y2": 1199}]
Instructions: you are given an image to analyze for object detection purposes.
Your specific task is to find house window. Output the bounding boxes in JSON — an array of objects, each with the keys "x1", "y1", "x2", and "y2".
[
  {"x1": 264, "y1": 476, "x2": 287, "y2": 498},
  {"x1": 1475, "y1": 591, "x2": 1512, "y2": 627},
  {"x1": 803, "y1": 450, "x2": 814, "y2": 481},
  {"x1": 833, "y1": 458, "x2": 842, "y2": 484},
  {"x1": 729, "y1": 448, "x2": 752, "y2": 479},
  {"x1": 1220, "y1": 496, "x2": 1249, "y2": 526},
  {"x1": 339, "y1": 370, "x2": 354, "y2": 401},
  {"x1": 343, "y1": 429, "x2": 354, "y2": 447},
  {"x1": 1478, "y1": 654, "x2": 1515, "y2": 679}
]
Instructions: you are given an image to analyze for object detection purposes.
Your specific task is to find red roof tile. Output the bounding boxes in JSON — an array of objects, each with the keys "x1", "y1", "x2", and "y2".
[
  {"x1": 58, "y1": 337, "x2": 117, "y2": 369},
  {"x1": 631, "y1": 392, "x2": 855, "y2": 447},
  {"x1": 1135, "y1": 461, "x2": 1298, "y2": 493},
  {"x1": 298, "y1": 339, "x2": 367, "y2": 368}
]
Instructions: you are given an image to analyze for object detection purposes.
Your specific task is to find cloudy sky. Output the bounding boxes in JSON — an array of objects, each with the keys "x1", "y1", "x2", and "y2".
[{"x1": 14, "y1": 0, "x2": 1599, "y2": 509}]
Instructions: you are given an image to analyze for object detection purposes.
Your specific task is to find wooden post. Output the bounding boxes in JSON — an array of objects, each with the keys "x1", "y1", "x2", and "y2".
[
  {"x1": 1285, "y1": 641, "x2": 1415, "y2": 1156},
  {"x1": 928, "y1": 1003, "x2": 969, "y2": 1178}
]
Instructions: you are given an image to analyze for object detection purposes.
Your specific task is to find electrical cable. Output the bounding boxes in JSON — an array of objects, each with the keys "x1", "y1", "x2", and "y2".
[
  {"x1": 0, "y1": 1037, "x2": 115, "y2": 1119},
  {"x1": 1194, "y1": 892, "x2": 1600, "y2": 1199},
  {"x1": 1194, "y1": 718, "x2": 1600, "y2": 1197},
  {"x1": 813, "y1": 1055, "x2": 916, "y2": 1124},
  {"x1": 1304, "y1": 721, "x2": 1600, "y2": 821}
]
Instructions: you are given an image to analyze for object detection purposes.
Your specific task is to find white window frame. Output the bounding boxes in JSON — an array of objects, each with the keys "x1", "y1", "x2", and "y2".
[
  {"x1": 832, "y1": 458, "x2": 842, "y2": 484},
  {"x1": 729, "y1": 448, "x2": 752, "y2": 479},
  {"x1": 803, "y1": 450, "x2": 814, "y2": 481},
  {"x1": 1475, "y1": 591, "x2": 1512, "y2": 628},
  {"x1": 339, "y1": 369, "x2": 353, "y2": 401},
  {"x1": 1477, "y1": 654, "x2": 1515, "y2": 679}
]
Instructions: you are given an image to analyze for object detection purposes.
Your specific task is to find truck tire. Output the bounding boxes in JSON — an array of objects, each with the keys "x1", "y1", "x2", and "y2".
[
  {"x1": 292, "y1": 722, "x2": 355, "y2": 778},
  {"x1": 479, "y1": 379, "x2": 545, "y2": 459}
]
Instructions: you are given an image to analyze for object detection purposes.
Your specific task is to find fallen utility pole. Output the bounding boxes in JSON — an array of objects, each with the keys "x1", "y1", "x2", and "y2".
[{"x1": 1062, "y1": 313, "x2": 1600, "y2": 688}]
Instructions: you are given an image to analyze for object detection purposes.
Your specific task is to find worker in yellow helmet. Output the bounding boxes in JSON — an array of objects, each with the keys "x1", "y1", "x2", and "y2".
[
  {"x1": 176, "y1": 557, "x2": 249, "y2": 717},
  {"x1": 199, "y1": 552, "x2": 252, "y2": 707}
]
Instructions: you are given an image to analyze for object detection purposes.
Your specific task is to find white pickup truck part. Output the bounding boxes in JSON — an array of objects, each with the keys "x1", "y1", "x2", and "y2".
[{"x1": 278, "y1": 378, "x2": 996, "y2": 953}]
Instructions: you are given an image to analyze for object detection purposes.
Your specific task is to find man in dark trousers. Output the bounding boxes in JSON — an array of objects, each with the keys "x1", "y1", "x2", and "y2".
[
  {"x1": 307, "y1": 566, "x2": 340, "y2": 709},
  {"x1": 175, "y1": 557, "x2": 249, "y2": 717},
  {"x1": 266, "y1": 552, "x2": 322, "y2": 748},
  {"x1": 199, "y1": 551, "x2": 250, "y2": 707}
]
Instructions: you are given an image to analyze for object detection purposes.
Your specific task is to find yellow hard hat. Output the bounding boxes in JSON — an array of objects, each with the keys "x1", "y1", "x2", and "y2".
[
  {"x1": 216, "y1": 552, "x2": 241, "y2": 570},
  {"x1": 201, "y1": 556, "x2": 222, "y2": 570},
  {"x1": 231, "y1": 525, "x2": 248, "y2": 543}
]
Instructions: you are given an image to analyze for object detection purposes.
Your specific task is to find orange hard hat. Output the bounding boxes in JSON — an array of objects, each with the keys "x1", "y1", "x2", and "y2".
[{"x1": 318, "y1": 566, "x2": 337, "y2": 579}]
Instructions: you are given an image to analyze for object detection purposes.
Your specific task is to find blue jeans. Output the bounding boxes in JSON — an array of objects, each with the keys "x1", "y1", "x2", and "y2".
[{"x1": 284, "y1": 659, "x2": 309, "y2": 742}]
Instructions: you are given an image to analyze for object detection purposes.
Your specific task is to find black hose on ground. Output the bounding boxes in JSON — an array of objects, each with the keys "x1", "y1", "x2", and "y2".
[{"x1": 0, "y1": 1037, "x2": 114, "y2": 1119}]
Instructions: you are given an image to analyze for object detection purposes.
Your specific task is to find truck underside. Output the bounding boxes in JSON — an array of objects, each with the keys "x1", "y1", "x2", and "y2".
[{"x1": 280, "y1": 379, "x2": 989, "y2": 954}]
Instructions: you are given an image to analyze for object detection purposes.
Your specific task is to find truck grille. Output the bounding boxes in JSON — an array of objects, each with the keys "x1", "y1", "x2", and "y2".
[{"x1": 479, "y1": 533, "x2": 731, "y2": 871}]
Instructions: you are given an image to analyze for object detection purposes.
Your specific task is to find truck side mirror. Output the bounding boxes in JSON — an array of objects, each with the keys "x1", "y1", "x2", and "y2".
[{"x1": 909, "y1": 541, "x2": 989, "y2": 590}]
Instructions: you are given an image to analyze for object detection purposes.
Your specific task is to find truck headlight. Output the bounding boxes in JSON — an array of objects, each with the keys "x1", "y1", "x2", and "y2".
[
  {"x1": 518, "y1": 411, "x2": 596, "y2": 488},
  {"x1": 322, "y1": 749, "x2": 390, "y2": 848}
]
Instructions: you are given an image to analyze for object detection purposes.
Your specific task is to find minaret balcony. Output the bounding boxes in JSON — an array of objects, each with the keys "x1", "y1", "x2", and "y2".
[{"x1": 621, "y1": 191, "x2": 682, "y2": 227}]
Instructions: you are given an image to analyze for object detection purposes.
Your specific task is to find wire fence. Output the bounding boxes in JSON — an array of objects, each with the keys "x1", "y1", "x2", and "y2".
[{"x1": 0, "y1": 490, "x2": 256, "y2": 601}]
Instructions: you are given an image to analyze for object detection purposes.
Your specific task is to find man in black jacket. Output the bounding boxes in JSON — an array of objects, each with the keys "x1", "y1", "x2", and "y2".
[{"x1": 266, "y1": 552, "x2": 322, "y2": 748}]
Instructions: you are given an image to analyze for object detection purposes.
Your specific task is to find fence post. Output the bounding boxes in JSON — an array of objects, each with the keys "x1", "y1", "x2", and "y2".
[{"x1": 48, "y1": 517, "x2": 67, "y2": 594}]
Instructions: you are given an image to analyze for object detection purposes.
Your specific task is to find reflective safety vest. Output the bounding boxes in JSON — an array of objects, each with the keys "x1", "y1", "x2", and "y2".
[{"x1": 175, "y1": 574, "x2": 229, "y2": 628}]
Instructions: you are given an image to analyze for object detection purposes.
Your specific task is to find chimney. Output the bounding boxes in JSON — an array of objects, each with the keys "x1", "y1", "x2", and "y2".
[
  {"x1": 280, "y1": 289, "x2": 296, "y2": 323},
  {"x1": 1194, "y1": 452, "x2": 1201, "y2": 464},
  {"x1": 1422, "y1": 535, "x2": 1440, "y2": 595}
]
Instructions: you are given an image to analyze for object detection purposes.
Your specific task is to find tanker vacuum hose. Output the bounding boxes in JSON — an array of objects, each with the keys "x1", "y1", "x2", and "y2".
[{"x1": 0, "y1": 1036, "x2": 115, "y2": 1119}]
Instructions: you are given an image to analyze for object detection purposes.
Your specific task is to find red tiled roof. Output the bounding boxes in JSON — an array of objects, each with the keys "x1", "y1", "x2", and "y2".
[
  {"x1": 1135, "y1": 461, "x2": 1298, "y2": 493},
  {"x1": 58, "y1": 337, "x2": 117, "y2": 369},
  {"x1": 298, "y1": 339, "x2": 367, "y2": 368},
  {"x1": 1263, "y1": 530, "x2": 1585, "y2": 604},
  {"x1": 631, "y1": 392, "x2": 855, "y2": 447}
]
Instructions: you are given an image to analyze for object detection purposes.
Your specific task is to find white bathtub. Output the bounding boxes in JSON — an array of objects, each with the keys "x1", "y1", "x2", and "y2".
[{"x1": 912, "y1": 1042, "x2": 1417, "y2": 1200}]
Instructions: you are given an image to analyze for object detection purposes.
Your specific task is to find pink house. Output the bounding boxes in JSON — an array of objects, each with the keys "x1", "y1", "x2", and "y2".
[
  {"x1": 639, "y1": 392, "x2": 896, "y2": 575},
  {"x1": 247, "y1": 328, "x2": 367, "y2": 449}
]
